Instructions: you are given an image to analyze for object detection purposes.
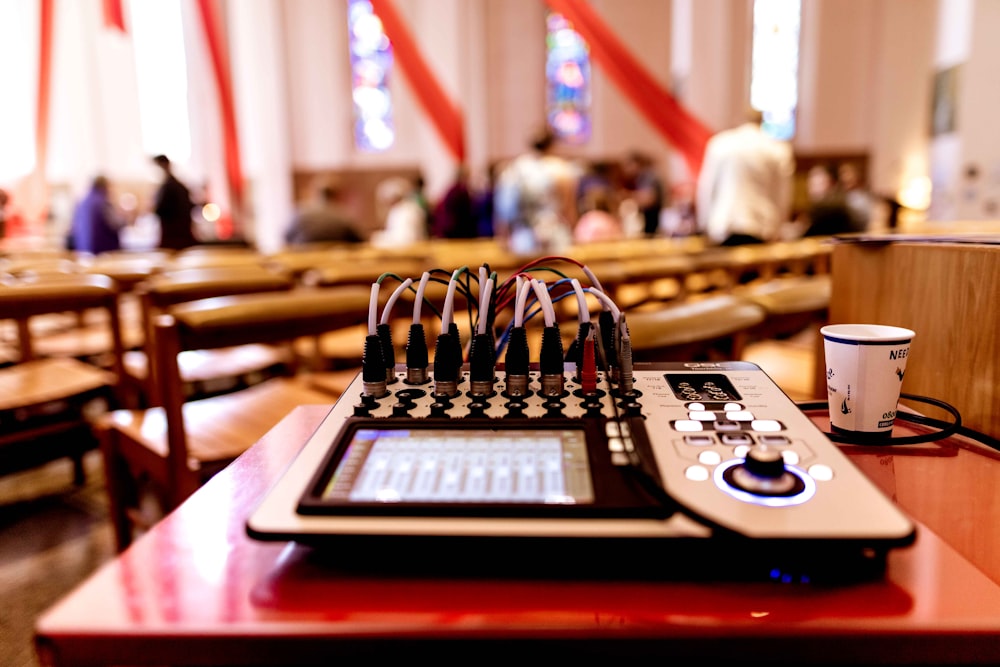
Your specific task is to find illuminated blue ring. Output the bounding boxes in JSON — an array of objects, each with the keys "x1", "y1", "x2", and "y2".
[{"x1": 713, "y1": 458, "x2": 816, "y2": 507}]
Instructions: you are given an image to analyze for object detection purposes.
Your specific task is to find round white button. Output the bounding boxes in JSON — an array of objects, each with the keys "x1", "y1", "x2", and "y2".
[
  {"x1": 808, "y1": 464, "x2": 834, "y2": 481},
  {"x1": 698, "y1": 450, "x2": 722, "y2": 466},
  {"x1": 685, "y1": 465, "x2": 710, "y2": 481},
  {"x1": 781, "y1": 450, "x2": 800, "y2": 465}
]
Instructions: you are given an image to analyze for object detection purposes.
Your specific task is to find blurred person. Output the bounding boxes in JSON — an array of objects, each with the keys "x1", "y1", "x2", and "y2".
[
  {"x1": 696, "y1": 109, "x2": 795, "y2": 245},
  {"x1": 70, "y1": 175, "x2": 127, "y2": 254},
  {"x1": 0, "y1": 188, "x2": 26, "y2": 240},
  {"x1": 621, "y1": 150, "x2": 666, "y2": 237},
  {"x1": 151, "y1": 154, "x2": 198, "y2": 250},
  {"x1": 837, "y1": 162, "x2": 874, "y2": 233},
  {"x1": 370, "y1": 177, "x2": 428, "y2": 248},
  {"x1": 493, "y1": 127, "x2": 577, "y2": 255},
  {"x1": 800, "y1": 163, "x2": 855, "y2": 237},
  {"x1": 573, "y1": 187, "x2": 623, "y2": 244},
  {"x1": 471, "y1": 163, "x2": 498, "y2": 238},
  {"x1": 432, "y1": 165, "x2": 478, "y2": 239},
  {"x1": 411, "y1": 172, "x2": 434, "y2": 237},
  {"x1": 0, "y1": 188, "x2": 9, "y2": 239},
  {"x1": 575, "y1": 160, "x2": 616, "y2": 218},
  {"x1": 285, "y1": 179, "x2": 363, "y2": 245}
]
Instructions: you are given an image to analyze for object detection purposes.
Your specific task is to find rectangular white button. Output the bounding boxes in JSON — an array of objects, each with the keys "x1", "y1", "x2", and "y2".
[{"x1": 673, "y1": 420, "x2": 704, "y2": 432}]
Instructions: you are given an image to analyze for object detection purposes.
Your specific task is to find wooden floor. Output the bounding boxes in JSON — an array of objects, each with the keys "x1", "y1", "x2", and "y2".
[{"x1": 0, "y1": 330, "x2": 818, "y2": 667}]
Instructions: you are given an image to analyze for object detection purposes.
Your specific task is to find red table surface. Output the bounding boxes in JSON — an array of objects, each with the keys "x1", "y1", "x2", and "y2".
[{"x1": 35, "y1": 405, "x2": 1000, "y2": 666}]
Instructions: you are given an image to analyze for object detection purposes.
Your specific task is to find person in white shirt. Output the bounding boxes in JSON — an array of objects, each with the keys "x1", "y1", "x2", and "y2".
[
  {"x1": 370, "y1": 177, "x2": 428, "y2": 248},
  {"x1": 696, "y1": 109, "x2": 795, "y2": 245},
  {"x1": 493, "y1": 128, "x2": 577, "y2": 255}
]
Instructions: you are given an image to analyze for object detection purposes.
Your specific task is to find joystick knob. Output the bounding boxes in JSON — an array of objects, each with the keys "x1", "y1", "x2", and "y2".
[
  {"x1": 743, "y1": 444, "x2": 785, "y2": 479},
  {"x1": 728, "y1": 444, "x2": 800, "y2": 496}
]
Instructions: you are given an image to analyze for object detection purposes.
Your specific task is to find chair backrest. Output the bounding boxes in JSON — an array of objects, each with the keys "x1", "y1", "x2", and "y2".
[
  {"x1": 0, "y1": 273, "x2": 124, "y2": 367},
  {"x1": 164, "y1": 246, "x2": 266, "y2": 271},
  {"x1": 623, "y1": 294, "x2": 767, "y2": 362},
  {"x1": 133, "y1": 266, "x2": 298, "y2": 403},
  {"x1": 139, "y1": 266, "x2": 296, "y2": 309},
  {"x1": 150, "y1": 286, "x2": 372, "y2": 489},
  {"x1": 300, "y1": 257, "x2": 428, "y2": 288}
]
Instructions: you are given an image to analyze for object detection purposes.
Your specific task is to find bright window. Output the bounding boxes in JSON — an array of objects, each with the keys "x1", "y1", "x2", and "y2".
[
  {"x1": 348, "y1": 0, "x2": 394, "y2": 152},
  {"x1": 0, "y1": 0, "x2": 38, "y2": 181},
  {"x1": 545, "y1": 12, "x2": 591, "y2": 144},
  {"x1": 751, "y1": 0, "x2": 801, "y2": 140},
  {"x1": 129, "y1": 0, "x2": 191, "y2": 160}
]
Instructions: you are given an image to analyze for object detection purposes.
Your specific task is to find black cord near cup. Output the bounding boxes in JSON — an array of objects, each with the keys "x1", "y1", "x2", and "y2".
[{"x1": 797, "y1": 393, "x2": 999, "y2": 452}]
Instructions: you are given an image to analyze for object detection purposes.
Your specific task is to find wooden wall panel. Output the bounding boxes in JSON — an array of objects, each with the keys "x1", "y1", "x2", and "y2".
[{"x1": 825, "y1": 240, "x2": 1000, "y2": 441}]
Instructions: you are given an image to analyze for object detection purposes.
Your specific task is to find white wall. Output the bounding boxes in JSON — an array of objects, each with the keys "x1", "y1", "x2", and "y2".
[{"x1": 947, "y1": 0, "x2": 1000, "y2": 220}]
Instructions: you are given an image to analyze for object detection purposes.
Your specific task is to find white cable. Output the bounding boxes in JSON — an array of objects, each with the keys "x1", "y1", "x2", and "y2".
[
  {"x1": 584, "y1": 286, "x2": 621, "y2": 322},
  {"x1": 477, "y1": 278, "x2": 494, "y2": 335},
  {"x1": 514, "y1": 275, "x2": 524, "y2": 320},
  {"x1": 530, "y1": 279, "x2": 556, "y2": 327},
  {"x1": 514, "y1": 277, "x2": 531, "y2": 328},
  {"x1": 570, "y1": 278, "x2": 590, "y2": 325},
  {"x1": 380, "y1": 277, "x2": 414, "y2": 325},
  {"x1": 441, "y1": 269, "x2": 462, "y2": 327},
  {"x1": 367, "y1": 282, "x2": 381, "y2": 336},
  {"x1": 412, "y1": 271, "x2": 431, "y2": 323},
  {"x1": 582, "y1": 264, "x2": 605, "y2": 296}
]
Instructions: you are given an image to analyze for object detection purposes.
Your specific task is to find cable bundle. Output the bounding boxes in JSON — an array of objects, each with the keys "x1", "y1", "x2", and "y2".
[{"x1": 359, "y1": 255, "x2": 634, "y2": 398}]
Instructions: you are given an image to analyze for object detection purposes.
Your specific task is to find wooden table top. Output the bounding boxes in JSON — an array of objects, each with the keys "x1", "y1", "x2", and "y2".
[{"x1": 34, "y1": 404, "x2": 1000, "y2": 666}]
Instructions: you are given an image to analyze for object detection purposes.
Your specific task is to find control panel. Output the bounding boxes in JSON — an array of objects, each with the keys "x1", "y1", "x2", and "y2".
[
  {"x1": 246, "y1": 262, "x2": 916, "y2": 581},
  {"x1": 248, "y1": 361, "x2": 915, "y2": 581}
]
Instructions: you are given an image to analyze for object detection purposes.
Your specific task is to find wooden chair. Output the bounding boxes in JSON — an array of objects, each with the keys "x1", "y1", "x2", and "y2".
[
  {"x1": 623, "y1": 294, "x2": 768, "y2": 362},
  {"x1": 98, "y1": 285, "x2": 372, "y2": 550},
  {"x1": 738, "y1": 274, "x2": 832, "y2": 341},
  {"x1": 0, "y1": 274, "x2": 125, "y2": 484},
  {"x1": 164, "y1": 246, "x2": 266, "y2": 270},
  {"x1": 124, "y1": 266, "x2": 299, "y2": 406}
]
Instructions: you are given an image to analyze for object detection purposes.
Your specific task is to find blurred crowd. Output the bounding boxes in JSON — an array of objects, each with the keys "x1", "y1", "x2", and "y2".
[{"x1": 18, "y1": 119, "x2": 879, "y2": 258}]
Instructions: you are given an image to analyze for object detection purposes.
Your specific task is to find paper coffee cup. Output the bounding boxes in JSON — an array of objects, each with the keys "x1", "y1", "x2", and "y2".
[{"x1": 821, "y1": 324, "x2": 915, "y2": 436}]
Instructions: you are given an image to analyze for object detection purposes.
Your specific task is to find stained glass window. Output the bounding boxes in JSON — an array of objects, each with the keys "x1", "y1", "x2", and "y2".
[
  {"x1": 348, "y1": 0, "x2": 394, "y2": 151},
  {"x1": 751, "y1": 0, "x2": 801, "y2": 140},
  {"x1": 546, "y1": 12, "x2": 591, "y2": 144}
]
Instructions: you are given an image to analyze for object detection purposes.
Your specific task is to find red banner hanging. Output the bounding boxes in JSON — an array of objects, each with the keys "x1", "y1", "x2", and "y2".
[
  {"x1": 102, "y1": 0, "x2": 127, "y2": 32},
  {"x1": 25, "y1": 0, "x2": 56, "y2": 236},
  {"x1": 369, "y1": 0, "x2": 466, "y2": 162},
  {"x1": 193, "y1": 0, "x2": 242, "y2": 238}
]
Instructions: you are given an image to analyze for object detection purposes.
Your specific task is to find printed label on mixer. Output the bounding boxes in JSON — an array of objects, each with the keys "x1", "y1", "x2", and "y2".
[{"x1": 665, "y1": 373, "x2": 742, "y2": 401}]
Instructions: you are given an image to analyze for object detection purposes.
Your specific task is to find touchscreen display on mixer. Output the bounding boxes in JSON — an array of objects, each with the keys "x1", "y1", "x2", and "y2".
[
  {"x1": 319, "y1": 428, "x2": 595, "y2": 504},
  {"x1": 665, "y1": 373, "x2": 742, "y2": 401}
]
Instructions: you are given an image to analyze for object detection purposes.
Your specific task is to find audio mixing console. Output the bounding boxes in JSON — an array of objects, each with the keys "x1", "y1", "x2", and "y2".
[
  {"x1": 247, "y1": 262, "x2": 916, "y2": 582},
  {"x1": 248, "y1": 362, "x2": 916, "y2": 581}
]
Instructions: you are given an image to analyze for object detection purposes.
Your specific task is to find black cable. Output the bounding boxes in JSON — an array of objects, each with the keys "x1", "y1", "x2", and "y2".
[{"x1": 794, "y1": 392, "x2": 1000, "y2": 449}]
